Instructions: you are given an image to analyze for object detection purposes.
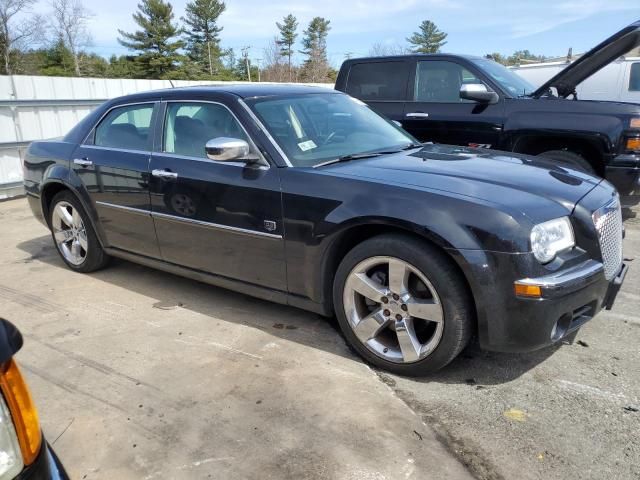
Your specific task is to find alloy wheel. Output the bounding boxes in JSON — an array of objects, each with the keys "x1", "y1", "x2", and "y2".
[
  {"x1": 51, "y1": 201, "x2": 88, "y2": 266},
  {"x1": 343, "y1": 256, "x2": 444, "y2": 363}
]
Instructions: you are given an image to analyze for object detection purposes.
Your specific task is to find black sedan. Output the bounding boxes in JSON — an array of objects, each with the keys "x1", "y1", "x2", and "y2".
[{"x1": 23, "y1": 85, "x2": 627, "y2": 375}]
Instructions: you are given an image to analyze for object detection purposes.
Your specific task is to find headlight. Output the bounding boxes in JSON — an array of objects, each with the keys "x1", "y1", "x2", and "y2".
[
  {"x1": 530, "y1": 217, "x2": 575, "y2": 263},
  {"x1": 0, "y1": 397, "x2": 23, "y2": 480}
]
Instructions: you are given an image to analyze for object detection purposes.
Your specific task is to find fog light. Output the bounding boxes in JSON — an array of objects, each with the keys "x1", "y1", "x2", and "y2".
[{"x1": 514, "y1": 283, "x2": 542, "y2": 298}]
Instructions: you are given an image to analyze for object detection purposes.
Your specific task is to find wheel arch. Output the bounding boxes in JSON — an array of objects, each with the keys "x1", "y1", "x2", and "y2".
[
  {"x1": 510, "y1": 133, "x2": 608, "y2": 176},
  {"x1": 318, "y1": 221, "x2": 478, "y2": 324}
]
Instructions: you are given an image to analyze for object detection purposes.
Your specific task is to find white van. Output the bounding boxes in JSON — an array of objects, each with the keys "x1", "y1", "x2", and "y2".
[{"x1": 513, "y1": 57, "x2": 640, "y2": 104}]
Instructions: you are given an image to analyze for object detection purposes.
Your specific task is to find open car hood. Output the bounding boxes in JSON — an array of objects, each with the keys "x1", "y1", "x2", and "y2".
[{"x1": 533, "y1": 20, "x2": 640, "y2": 98}]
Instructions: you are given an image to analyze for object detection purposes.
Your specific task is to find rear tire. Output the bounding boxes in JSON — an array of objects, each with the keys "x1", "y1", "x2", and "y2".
[
  {"x1": 333, "y1": 234, "x2": 474, "y2": 375},
  {"x1": 537, "y1": 150, "x2": 595, "y2": 174},
  {"x1": 49, "y1": 191, "x2": 109, "y2": 273}
]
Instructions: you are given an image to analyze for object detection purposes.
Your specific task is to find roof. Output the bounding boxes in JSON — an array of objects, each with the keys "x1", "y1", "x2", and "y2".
[
  {"x1": 342, "y1": 53, "x2": 485, "y2": 63},
  {"x1": 112, "y1": 83, "x2": 336, "y2": 103}
]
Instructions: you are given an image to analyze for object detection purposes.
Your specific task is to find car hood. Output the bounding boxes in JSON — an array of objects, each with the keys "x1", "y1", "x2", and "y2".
[
  {"x1": 320, "y1": 144, "x2": 601, "y2": 221},
  {"x1": 533, "y1": 20, "x2": 640, "y2": 98}
]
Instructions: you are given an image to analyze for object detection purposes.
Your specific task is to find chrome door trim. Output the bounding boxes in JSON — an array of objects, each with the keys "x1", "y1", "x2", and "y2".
[
  {"x1": 160, "y1": 99, "x2": 269, "y2": 168},
  {"x1": 95, "y1": 201, "x2": 151, "y2": 216},
  {"x1": 405, "y1": 112, "x2": 430, "y2": 118},
  {"x1": 95, "y1": 201, "x2": 283, "y2": 239},
  {"x1": 238, "y1": 98, "x2": 293, "y2": 167},
  {"x1": 152, "y1": 211, "x2": 283, "y2": 239}
]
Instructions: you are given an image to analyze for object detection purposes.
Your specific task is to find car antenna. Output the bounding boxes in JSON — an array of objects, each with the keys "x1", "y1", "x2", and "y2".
[{"x1": 169, "y1": 79, "x2": 176, "y2": 88}]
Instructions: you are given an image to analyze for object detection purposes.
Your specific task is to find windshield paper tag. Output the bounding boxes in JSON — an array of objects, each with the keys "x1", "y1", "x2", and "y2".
[{"x1": 298, "y1": 140, "x2": 317, "y2": 151}]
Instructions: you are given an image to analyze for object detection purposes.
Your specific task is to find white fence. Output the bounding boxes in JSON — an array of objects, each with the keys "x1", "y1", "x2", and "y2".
[{"x1": 0, "y1": 75, "x2": 333, "y2": 199}]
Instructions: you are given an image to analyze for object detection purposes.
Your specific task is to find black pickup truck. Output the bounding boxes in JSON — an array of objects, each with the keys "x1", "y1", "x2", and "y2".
[{"x1": 335, "y1": 21, "x2": 640, "y2": 207}]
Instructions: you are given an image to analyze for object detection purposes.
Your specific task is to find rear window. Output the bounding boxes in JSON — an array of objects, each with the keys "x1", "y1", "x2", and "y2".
[
  {"x1": 345, "y1": 62, "x2": 409, "y2": 101},
  {"x1": 629, "y1": 63, "x2": 640, "y2": 91}
]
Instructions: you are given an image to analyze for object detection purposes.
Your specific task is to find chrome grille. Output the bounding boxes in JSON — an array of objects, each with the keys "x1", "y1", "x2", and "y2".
[{"x1": 592, "y1": 197, "x2": 623, "y2": 280}]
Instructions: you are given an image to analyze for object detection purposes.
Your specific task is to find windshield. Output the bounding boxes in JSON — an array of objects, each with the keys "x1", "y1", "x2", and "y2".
[
  {"x1": 469, "y1": 58, "x2": 535, "y2": 96},
  {"x1": 245, "y1": 93, "x2": 417, "y2": 167}
]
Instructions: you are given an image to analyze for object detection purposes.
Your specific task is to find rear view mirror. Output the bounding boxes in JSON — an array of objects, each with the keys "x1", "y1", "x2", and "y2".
[
  {"x1": 205, "y1": 137, "x2": 251, "y2": 162},
  {"x1": 460, "y1": 84, "x2": 499, "y2": 104}
]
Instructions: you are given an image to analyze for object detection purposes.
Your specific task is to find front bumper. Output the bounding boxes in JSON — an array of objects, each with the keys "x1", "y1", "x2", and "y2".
[
  {"x1": 605, "y1": 154, "x2": 639, "y2": 207},
  {"x1": 452, "y1": 249, "x2": 628, "y2": 353}
]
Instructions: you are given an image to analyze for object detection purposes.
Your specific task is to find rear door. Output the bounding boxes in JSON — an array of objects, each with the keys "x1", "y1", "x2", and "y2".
[
  {"x1": 403, "y1": 59, "x2": 504, "y2": 148},
  {"x1": 71, "y1": 102, "x2": 160, "y2": 257},
  {"x1": 342, "y1": 60, "x2": 411, "y2": 122},
  {"x1": 148, "y1": 100, "x2": 286, "y2": 291}
]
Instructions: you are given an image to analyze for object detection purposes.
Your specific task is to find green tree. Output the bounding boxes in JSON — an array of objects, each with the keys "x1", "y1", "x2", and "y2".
[
  {"x1": 182, "y1": 0, "x2": 225, "y2": 76},
  {"x1": 117, "y1": 0, "x2": 184, "y2": 79},
  {"x1": 485, "y1": 52, "x2": 507, "y2": 65},
  {"x1": 507, "y1": 50, "x2": 547, "y2": 66},
  {"x1": 300, "y1": 16, "x2": 330, "y2": 82},
  {"x1": 407, "y1": 20, "x2": 447, "y2": 54},
  {"x1": 276, "y1": 13, "x2": 297, "y2": 81}
]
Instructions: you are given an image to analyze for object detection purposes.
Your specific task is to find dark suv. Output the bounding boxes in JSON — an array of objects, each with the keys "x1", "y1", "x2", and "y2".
[{"x1": 335, "y1": 21, "x2": 640, "y2": 207}]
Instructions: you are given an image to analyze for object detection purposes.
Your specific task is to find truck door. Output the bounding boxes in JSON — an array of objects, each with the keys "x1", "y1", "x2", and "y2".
[{"x1": 402, "y1": 59, "x2": 504, "y2": 149}]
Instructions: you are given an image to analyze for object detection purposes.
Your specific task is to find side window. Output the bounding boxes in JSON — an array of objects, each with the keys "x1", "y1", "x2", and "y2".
[
  {"x1": 629, "y1": 63, "x2": 640, "y2": 91},
  {"x1": 94, "y1": 104, "x2": 154, "y2": 150},
  {"x1": 415, "y1": 61, "x2": 482, "y2": 103},
  {"x1": 164, "y1": 102, "x2": 249, "y2": 158},
  {"x1": 345, "y1": 62, "x2": 409, "y2": 101}
]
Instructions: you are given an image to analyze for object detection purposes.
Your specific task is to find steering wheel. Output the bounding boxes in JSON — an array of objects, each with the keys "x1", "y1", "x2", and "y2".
[{"x1": 321, "y1": 131, "x2": 337, "y2": 146}]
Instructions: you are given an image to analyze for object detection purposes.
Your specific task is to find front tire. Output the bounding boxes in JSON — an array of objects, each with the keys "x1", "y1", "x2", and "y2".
[
  {"x1": 49, "y1": 191, "x2": 109, "y2": 273},
  {"x1": 333, "y1": 234, "x2": 473, "y2": 375}
]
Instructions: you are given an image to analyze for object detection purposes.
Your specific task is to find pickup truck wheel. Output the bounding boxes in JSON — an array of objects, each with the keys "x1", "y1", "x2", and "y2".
[
  {"x1": 333, "y1": 234, "x2": 473, "y2": 375},
  {"x1": 537, "y1": 150, "x2": 596, "y2": 174},
  {"x1": 49, "y1": 191, "x2": 109, "y2": 273}
]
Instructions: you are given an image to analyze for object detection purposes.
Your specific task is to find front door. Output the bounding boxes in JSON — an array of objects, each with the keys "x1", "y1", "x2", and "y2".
[
  {"x1": 402, "y1": 60, "x2": 504, "y2": 148},
  {"x1": 149, "y1": 100, "x2": 286, "y2": 291},
  {"x1": 71, "y1": 102, "x2": 160, "y2": 257}
]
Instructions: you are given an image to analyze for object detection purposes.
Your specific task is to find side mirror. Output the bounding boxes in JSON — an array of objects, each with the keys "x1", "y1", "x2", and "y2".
[
  {"x1": 459, "y1": 84, "x2": 499, "y2": 104},
  {"x1": 0, "y1": 319, "x2": 23, "y2": 364},
  {"x1": 205, "y1": 137, "x2": 251, "y2": 162}
]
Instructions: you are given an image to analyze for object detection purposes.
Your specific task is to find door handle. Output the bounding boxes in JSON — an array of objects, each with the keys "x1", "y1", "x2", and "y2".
[
  {"x1": 405, "y1": 112, "x2": 430, "y2": 118},
  {"x1": 73, "y1": 158, "x2": 92, "y2": 167},
  {"x1": 152, "y1": 169, "x2": 178, "y2": 180}
]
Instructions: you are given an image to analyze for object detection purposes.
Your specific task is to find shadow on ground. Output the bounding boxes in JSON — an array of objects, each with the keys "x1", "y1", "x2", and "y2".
[{"x1": 18, "y1": 234, "x2": 559, "y2": 386}]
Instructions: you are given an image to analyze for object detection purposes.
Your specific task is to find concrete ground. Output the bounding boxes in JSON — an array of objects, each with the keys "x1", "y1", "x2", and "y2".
[{"x1": 0, "y1": 198, "x2": 638, "y2": 479}]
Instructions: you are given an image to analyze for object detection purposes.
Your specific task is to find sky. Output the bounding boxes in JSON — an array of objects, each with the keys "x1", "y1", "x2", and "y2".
[{"x1": 28, "y1": 0, "x2": 640, "y2": 67}]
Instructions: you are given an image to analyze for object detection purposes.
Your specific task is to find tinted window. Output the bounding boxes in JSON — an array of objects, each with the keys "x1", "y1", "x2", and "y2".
[
  {"x1": 94, "y1": 104, "x2": 154, "y2": 150},
  {"x1": 346, "y1": 62, "x2": 409, "y2": 101},
  {"x1": 629, "y1": 63, "x2": 640, "y2": 91},
  {"x1": 469, "y1": 57, "x2": 534, "y2": 96},
  {"x1": 164, "y1": 102, "x2": 249, "y2": 158},
  {"x1": 415, "y1": 61, "x2": 482, "y2": 103}
]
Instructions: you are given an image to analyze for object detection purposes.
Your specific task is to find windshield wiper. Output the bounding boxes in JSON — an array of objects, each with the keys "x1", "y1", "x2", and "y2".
[{"x1": 314, "y1": 152, "x2": 384, "y2": 168}]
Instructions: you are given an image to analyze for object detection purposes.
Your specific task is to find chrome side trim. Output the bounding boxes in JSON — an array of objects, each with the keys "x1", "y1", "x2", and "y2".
[
  {"x1": 152, "y1": 211, "x2": 283, "y2": 239},
  {"x1": 95, "y1": 201, "x2": 151, "y2": 216},
  {"x1": 238, "y1": 98, "x2": 293, "y2": 167},
  {"x1": 96, "y1": 201, "x2": 283, "y2": 239}
]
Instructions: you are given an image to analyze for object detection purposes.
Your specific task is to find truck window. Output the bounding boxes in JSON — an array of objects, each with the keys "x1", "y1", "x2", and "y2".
[
  {"x1": 629, "y1": 63, "x2": 640, "y2": 91},
  {"x1": 414, "y1": 61, "x2": 481, "y2": 103},
  {"x1": 345, "y1": 62, "x2": 409, "y2": 101}
]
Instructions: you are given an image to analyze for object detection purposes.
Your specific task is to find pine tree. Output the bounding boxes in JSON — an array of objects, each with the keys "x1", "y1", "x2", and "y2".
[
  {"x1": 407, "y1": 20, "x2": 447, "y2": 54},
  {"x1": 276, "y1": 13, "x2": 297, "y2": 81},
  {"x1": 118, "y1": 0, "x2": 184, "y2": 78},
  {"x1": 300, "y1": 16, "x2": 330, "y2": 82},
  {"x1": 182, "y1": 0, "x2": 225, "y2": 76}
]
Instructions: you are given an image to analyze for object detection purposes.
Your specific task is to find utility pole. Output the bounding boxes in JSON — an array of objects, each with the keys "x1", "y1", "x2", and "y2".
[
  {"x1": 255, "y1": 58, "x2": 262, "y2": 82},
  {"x1": 241, "y1": 46, "x2": 252, "y2": 82}
]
